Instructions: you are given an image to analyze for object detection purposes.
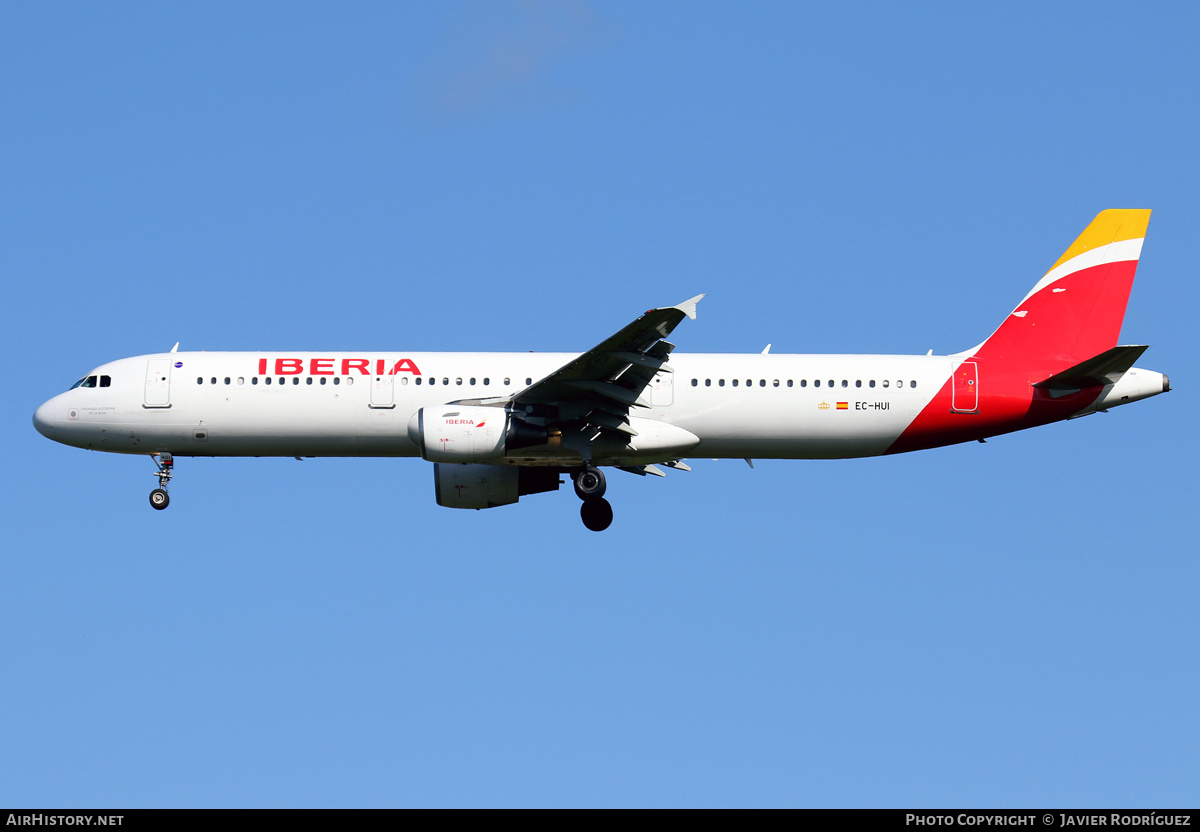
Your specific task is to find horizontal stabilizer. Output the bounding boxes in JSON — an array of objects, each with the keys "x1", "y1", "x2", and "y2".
[{"x1": 1032, "y1": 345, "x2": 1149, "y2": 390}]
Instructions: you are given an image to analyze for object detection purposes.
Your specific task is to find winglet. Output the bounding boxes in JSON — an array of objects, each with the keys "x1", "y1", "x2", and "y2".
[
  {"x1": 673, "y1": 294, "x2": 705, "y2": 320},
  {"x1": 170, "y1": 342, "x2": 179, "y2": 353}
]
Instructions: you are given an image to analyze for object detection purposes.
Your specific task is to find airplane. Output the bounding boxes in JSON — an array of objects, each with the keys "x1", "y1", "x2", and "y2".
[{"x1": 33, "y1": 210, "x2": 1169, "y2": 531}]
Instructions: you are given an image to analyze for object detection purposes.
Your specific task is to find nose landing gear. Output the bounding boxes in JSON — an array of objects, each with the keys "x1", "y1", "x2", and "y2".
[
  {"x1": 149, "y1": 453, "x2": 173, "y2": 510},
  {"x1": 574, "y1": 465, "x2": 612, "y2": 531}
]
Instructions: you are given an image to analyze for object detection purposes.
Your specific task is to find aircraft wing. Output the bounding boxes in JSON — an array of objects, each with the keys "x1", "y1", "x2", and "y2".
[{"x1": 510, "y1": 294, "x2": 704, "y2": 437}]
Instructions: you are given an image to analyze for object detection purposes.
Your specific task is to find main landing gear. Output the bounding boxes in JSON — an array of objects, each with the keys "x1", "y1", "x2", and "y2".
[
  {"x1": 149, "y1": 453, "x2": 173, "y2": 510},
  {"x1": 574, "y1": 465, "x2": 612, "y2": 532}
]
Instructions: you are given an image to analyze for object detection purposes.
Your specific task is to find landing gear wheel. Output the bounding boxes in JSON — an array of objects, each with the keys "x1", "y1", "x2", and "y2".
[
  {"x1": 580, "y1": 497, "x2": 613, "y2": 532},
  {"x1": 574, "y1": 466, "x2": 607, "y2": 500},
  {"x1": 149, "y1": 453, "x2": 174, "y2": 510}
]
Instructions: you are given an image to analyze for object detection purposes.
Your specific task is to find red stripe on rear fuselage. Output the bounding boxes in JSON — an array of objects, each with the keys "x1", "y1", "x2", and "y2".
[{"x1": 885, "y1": 360, "x2": 1104, "y2": 454}]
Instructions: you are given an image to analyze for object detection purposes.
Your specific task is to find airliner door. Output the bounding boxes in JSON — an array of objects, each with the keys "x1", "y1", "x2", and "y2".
[
  {"x1": 650, "y1": 371, "x2": 674, "y2": 407},
  {"x1": 144, "y1": 359, "x2": 172, "y2": 408},
  {"x1": 951, "y1": 361, "x2": 978, "y2": 413},
  {"x1": 369, "y1": 374, "x2": 395, "y2": 408}
]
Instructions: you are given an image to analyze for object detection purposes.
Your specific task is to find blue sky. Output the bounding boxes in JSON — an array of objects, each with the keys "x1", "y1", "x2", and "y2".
[{"x1": 2, "y1": 1, "x2": 1197, "y2": 808}]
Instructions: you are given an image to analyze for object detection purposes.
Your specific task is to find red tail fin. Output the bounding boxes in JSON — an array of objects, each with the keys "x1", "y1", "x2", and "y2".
[{"x1": 971, "y1": 210, "x2": 1151, "y2": 366}]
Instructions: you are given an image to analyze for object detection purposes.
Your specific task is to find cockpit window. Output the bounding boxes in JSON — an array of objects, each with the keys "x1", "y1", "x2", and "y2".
[{"x1": 69, "y1": 374, "x2": 109, "y2": 390}]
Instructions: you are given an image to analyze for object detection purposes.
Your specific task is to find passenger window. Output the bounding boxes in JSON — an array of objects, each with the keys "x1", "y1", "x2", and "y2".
[
  {"x1": 210, "y1": 377, "x2": 217, "y2": 385},
  {"x1": 345, "y1": 377, "x2": 354, "y2": 386},
  {"x1": 855, "y1": 380, "x2": 862, "y2": 388},
  {"x1": 869, "y1": 380, "x2": 875, "y2": 388},
  {"x1": 719, "y1": 379, "x2": 725, "y2": 387},
  {"x1": 197, "y1": 377, "x2": 203, "y2": 385},
  {"x1": 691, "y1": 379, "x2": 698, "y2": 387},
  {"x1": 415, "y1": 377, "x2": 422, "y2": 385},
  {"x1": 841, "y1": 380, "x2": 848, "y2": 388},
  {"x1": 526, "y1": 378, "x2": 532, "y2": 385},
  {"x1": 787, "y1": 379, "x2": 793, "y2": 387},
  {"x1": 814, "y1": 379, "x2": 820, "y2": 387},
  {"x1": 828, "y1": 379, "x2": 834, "y2": 388},
  {"x1": 705, "y1": 379, "x2": 711, "y2": 387},
  {"x1": 225, "y1": 377, "x2": 231, "y2": 385},
  {"x1": 443, "y1": 378, "x2": 450, "y2": 386},
  {"x1": 292, "y1": 377, "x2": 300, "y2": 385},
  {"x1": 773, "y1": 379, "x2": 779, "y2": 387},
  {"x1": 252, "y1": 377, "x2": 259, "y2": 385},
  {"x1": 896, "y1": 380, "x2": 902, "y2": 388},
  {"x1": 398, "y1": 377, "x2": 406, "y2": 386},
  {"x1": 456, "y1": 378, "x2": 463, "y2": 386},
  {"x1": 883, "y1": 380, "x2": 890, "y2": 388},
  {"x1": 237, "y1": 377, "x2": 244, "y2": 385},
  {"x1": 504, "y1": 378, "x2": 510, "y2": 385},
  {"x1": 483, "y1": 378, "x2": 490, "y2": 386},
  {"x1": 266, "y1": 377, "x2": 272, "y2": 385},
  {"x1": 800, "y1": 379, "x2": 806, "y2": 387},
  {"x1": 334, "y1": 377, "x2": 341, "y2": 385},
  {"x1": 322, "y1": 377, "x2": 329, "y2": 385},
  {"x1": 100, "y1": 376, "x2": 112, "y2": 387},
  {"x1": 469, "y1": 378, "x2": 476, "y2": 385},
  {"x1": 732, "y1": 379, "x2": 739, "y2": 387},
  {"x1": 910, "y1": 380, "x2": 917, "y2": 388},
  {"x1": 759, "y1": 379, "x2": 766, "y2": 387},
  {"x1": 306, "y1": 377, "x2": 313, "y2": 385}
]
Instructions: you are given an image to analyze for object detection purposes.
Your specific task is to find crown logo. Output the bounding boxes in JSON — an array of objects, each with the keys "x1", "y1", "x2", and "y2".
[{"x1": 818, "y1": 401, "x2": 830, "y2": 410}]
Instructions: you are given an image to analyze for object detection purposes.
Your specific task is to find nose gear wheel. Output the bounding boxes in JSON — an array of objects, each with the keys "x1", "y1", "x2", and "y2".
[{"x1": 149, "y1": 453, "x2": 174, "y2": 510}]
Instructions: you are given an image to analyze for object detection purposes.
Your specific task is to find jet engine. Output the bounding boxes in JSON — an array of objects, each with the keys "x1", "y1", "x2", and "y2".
[{"x1": 408, "y1": 405, "x2": 548, "y2": 463}]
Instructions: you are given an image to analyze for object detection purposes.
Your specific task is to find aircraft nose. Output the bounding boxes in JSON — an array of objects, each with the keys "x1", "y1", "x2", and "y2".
[{"x1": 33, "y1": 400, "x2": 57, "y2": 439}]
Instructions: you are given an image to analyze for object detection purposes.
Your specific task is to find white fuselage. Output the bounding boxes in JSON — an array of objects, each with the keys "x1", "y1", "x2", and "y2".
[{"x1": 34, "y1": 351, "x2": 955, "y2": 462}]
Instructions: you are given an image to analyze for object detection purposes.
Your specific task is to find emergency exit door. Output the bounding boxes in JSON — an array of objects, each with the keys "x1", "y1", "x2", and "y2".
[
  {"x1": 650, "y1": 371, "x2": 674, "y2": 406},
  {"x1": 951, "y1": 361, "x2": 978, "y2": 413},
  {"x1": 369, "y1": 374, "x2": 395, "y2": 408}
]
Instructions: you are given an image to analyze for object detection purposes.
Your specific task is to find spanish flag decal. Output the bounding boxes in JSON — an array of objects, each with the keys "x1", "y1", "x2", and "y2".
[{"x1": 836, "y1": 402, "x2": 848, "y2": 410}]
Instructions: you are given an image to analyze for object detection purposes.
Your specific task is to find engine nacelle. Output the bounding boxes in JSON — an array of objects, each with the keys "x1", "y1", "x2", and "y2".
[
  {"x1": 408, "y1": 405, "x2": 548, "y2": 463},
  {"x1": 434, "y1": 462, "x2": 519, "y2": 508},
  {"x1": 434, "y1": 463, "x2": 561, "y2": 509}
]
